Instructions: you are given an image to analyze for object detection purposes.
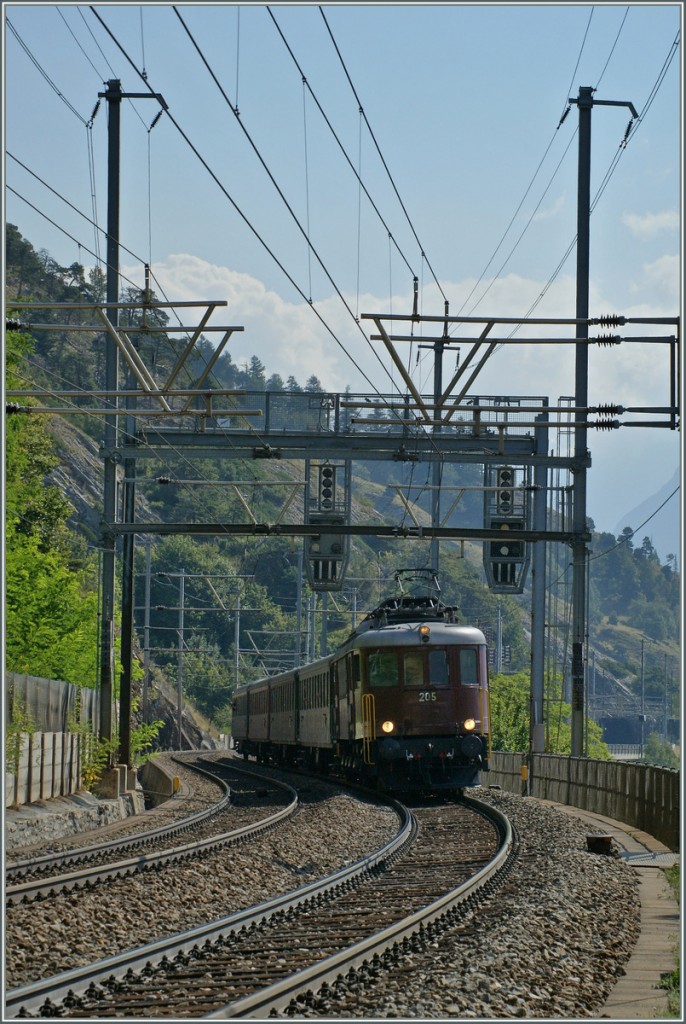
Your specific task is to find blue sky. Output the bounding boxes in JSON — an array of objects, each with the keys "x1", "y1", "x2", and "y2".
[{"x1": 4, "y1": 2, "x2": 682, "y2": 556}]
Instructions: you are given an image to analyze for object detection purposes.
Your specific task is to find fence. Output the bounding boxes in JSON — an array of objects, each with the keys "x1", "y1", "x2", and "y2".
[
  {"x1": 5, "y1": 674, "x2": 100, "y2": 808},
  {"x1": 5, "y1": 731, "x2": 86, "y2": 807},
  {"x1": 488, "y1": 751, "x2": 680, "y2": 852},
  {"x1": 6, "y1": 673, "x2": 99, "y2": 732}
]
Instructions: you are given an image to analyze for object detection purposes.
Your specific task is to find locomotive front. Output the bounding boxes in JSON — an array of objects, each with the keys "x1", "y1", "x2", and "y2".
[{"x1": 348, "y1": 596, "x2": 490, "y2": 792}]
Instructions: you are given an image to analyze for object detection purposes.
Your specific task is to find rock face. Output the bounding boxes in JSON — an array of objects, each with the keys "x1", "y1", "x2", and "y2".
[
  {"x1": 47, "y1": 416, "x2": 159, "y2": 543},
  {"x1": 47, "y1": 416, "x2": 104, "y2": 543}
]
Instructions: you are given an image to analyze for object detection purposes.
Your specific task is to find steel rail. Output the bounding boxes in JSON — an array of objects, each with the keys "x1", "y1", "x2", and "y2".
[
  {"x1": 209, "y1": 795, "x2": 513, "y2": 1019},
  {"x1": 6, "y1": 755, "x2": 230, "y2": 881},
  {"x1": 5, "y1": 797, "x2": 411, "y2": 1019},
  {"x1": 5, "y1": 763, "x2": 297, "y2": 905}
]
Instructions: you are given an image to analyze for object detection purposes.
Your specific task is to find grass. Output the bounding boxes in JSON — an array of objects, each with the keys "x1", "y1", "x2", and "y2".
[{"x1": 658, "y1": 863, "x2": 680, "y2": 1016}]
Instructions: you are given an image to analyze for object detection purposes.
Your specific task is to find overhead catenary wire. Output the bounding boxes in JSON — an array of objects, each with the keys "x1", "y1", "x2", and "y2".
[
  {"x1": 455, "y1": 4, "x2": 624, "y2": 325},
  {"x1": 509, "y1": 28, "x2": 680, "y2": 334},
  {"x1": 317, "y1": 5, "x2": 446, "y2": 305},
  {"x1": 88, "y1": 6, "x2": 446, "y2": 468},
  {"x1": 7, "y1": 18, "x2": 88, "y2": 125},
  {"x1": 267, "y1": 6, "x2": 417, "y2": 285}
]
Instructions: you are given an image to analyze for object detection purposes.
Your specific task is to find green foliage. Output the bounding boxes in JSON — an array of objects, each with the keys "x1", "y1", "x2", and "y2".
[
  {"x1": 490, "y1": 671, "x2": 610, "y2": 757},
  {"x1": 643, "y1": 733, "x2": 679, "y2": 769},
  {"x1": 5, "y1": 694, "x2": 37, "y2": 776},
  {"x1": 5, "y1": 532, "x2": 99, "y2": 685},
  {"x1": 129, "y1": 718, "x2": 166, "y2": 767}
]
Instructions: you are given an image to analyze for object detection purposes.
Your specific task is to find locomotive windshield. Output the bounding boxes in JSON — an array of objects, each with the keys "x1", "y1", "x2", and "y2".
[
  {"x1": 459, "y1": 648, "x2": 479, "y2": 685},
  {"x1": 366, "y1": 648, "x2": 453, "y2": 688},
  {"x1": 367, "y1": 651, "x2": 399, "y2": 688}
]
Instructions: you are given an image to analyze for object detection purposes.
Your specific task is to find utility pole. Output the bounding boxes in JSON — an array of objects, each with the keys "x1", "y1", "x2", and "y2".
[
  {"x1": 530, "y1": 413, "x2": 549, "y2": 753},
  {"x1": 98, "y1": 79, "x2": 166, "y2": 764},
  {"x1": 98, "y1": 79, "x2": 121, "y2": 749},
  {"x1": 294, "y1": 542, "x2": 303, "y2": 668},
  {"x1": 142, "y1": 539, "x2": 152, "y2": 721},
  {"x1": 234, "y1": 589, "x2": 241, "y2": 690},
  {"x1": 321, "y1": 591, "x2": 328, "y2": 658},
  {"x1": 430, "y1": 306, "x2": 447, "y2": 575},
  {"x1": 639, "y1": 637, "x2": 646, "y2": 759},
  {"x1": 177, "y1": 569, "x2": 185, "y2": 750},
  {"x1": 569, "y1": 86, "x2": 638, "y2": 757}
]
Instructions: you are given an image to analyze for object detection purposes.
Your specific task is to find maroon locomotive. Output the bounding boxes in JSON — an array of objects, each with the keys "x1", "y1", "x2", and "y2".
[{"x1": 232, "y1": 572, "x2": 491, "y2": 793}]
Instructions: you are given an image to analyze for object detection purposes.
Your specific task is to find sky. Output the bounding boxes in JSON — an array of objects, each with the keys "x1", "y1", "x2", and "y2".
[{"x1": 3, "y1": 2, "x2": 683, "y2": 558}]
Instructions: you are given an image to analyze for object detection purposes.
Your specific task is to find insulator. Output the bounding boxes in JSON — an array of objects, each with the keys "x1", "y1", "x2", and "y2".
[
  {"x1": 157, "y1": 476, "x2": 172, "y2": 484},
  {"x1": 595, "y1": 404, "x2": 624, "y2": 415},
  {"x1": 590, "y1": 418, "x2": 620, "y2": 431},
  {"x1": 87, "y1": 100, "x2": 100, "y2": 127},
  {"x1": 622, "y1": 118, "x2": 634, "y2": 145},
  {"x1": 593, "y1": 333, "x2": 621, "y2": 346},
  {"x1": 5, "y1": 402, "x2": 23, "y2": 415},
  {"x1": 598, "y1": 314, "x2": 625, "y2": 327},
  {"x1": 5, "y1": 318, "x2": 25, "y2": 330},
  {"x1": 557, "y1": 105, "x2": 571, "y2": 128}
]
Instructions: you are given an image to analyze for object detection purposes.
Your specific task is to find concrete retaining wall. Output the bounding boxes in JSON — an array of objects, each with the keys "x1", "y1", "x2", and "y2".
[
  {"x1": 5, "y1": 731, "x2": 84, "y2": 808},
  {"x1": 139, "y1": 757, "x2": 180, "y2": 806},
  {"x1": 487, "y1": 751, "x2": 679, "y2": 851}
]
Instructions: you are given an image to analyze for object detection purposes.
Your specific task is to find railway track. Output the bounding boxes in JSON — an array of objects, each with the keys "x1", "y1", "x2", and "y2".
[
  {"x1": 6, "y1": 790, "x2": 513, "y2": 1019},
  {"x1": 6, "y1": 761, "x2": 297, "y2": 905}
]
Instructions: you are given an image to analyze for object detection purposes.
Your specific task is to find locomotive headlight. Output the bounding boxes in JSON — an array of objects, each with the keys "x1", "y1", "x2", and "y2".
[
  {"x1": 419, "y1": 625, "x2": 430, "y2": 642},
  {"x1": 381, "y1": 720, "x2": 395, "y2": 734},
  {"x1": 463, "y1": 718, "x2": 476, "y2": 731}
]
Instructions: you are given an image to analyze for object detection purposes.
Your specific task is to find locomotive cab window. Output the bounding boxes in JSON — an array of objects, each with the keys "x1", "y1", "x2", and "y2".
[
  {"x1": 459, "y1": 649, "x2": 479, "y2": 686},
  {"x1": 403, "y1": 652, "x2": 424, "y2": 687},
  {"x1": 367, "y1": 650, "x2": 399, "y2": 688},
  {"x1": 428, "y1": 650, "x2": 449, "y2": 686}
]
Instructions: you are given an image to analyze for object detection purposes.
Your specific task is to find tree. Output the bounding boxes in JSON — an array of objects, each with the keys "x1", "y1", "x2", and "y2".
[
  {"x1": 305, "y1": 374, "x2": 324, "y2": 393},
  {"x1": 490, "y1": 671, "x2": 609, "y2": 758}
]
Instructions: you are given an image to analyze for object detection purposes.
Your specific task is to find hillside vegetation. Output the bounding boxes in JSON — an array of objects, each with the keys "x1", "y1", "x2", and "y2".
[{"x1": 5, "y1": 226, "x2": 680, "y2": 745}]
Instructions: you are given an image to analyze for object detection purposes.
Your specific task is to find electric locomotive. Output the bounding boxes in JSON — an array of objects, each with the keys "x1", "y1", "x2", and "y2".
[{"x1": 232, "y1": 571, "x2": 490, "y2": 793}]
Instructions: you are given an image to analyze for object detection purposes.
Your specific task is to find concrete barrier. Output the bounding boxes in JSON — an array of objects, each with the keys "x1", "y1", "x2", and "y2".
[{"x1": 487, "y1": 751, "x2": 679, "y2": 852}]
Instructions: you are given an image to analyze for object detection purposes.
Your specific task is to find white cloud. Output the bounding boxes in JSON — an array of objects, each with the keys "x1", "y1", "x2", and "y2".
[
  {"x1": 627, "y1": 254, "x2": 680, "y2": 305},
  {"x1": 119, "y1": 253, "x2": 677, "y2": 553},
  {"x1": 622, "y1": 210, "x2": 679, "y2": 239},
  {"x1": 532, "y1": 194, "x2": 566, "y2": 221}
]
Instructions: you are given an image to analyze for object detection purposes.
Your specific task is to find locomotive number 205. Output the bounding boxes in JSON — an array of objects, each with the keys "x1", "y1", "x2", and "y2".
[{"x1": 418, "y1": 690, "x2": 437, "y2": 702}]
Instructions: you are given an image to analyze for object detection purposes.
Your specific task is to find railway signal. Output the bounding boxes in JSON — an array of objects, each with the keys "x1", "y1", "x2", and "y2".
[
  {"x1": 318, "y1": 464, "x2": 336, "y2": 512},
  {"x1": 483, "y1": 464, "x2": 531, "y2": 593},
  {"x1": 495, "y1": 467, "x2": 515, "y2": 515}
]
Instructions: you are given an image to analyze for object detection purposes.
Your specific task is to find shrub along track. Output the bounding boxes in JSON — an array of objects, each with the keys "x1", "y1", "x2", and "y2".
[{"x1": 6, "y1": 789, "x2": 513, "y2": 1020}]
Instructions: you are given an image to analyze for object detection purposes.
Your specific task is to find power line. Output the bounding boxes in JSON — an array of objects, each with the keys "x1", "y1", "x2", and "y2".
[
  {"x1": 267, "y1": 6, "x2": 417, "y2": 285},
  {"x1": 88, "y1": 6, "x2": 447, "y2": 461},
  {"x1": 317, "y1": 5, "x2": 446, "y2": 304},
  {"x1": 588, "y1": 487, "x2": 680, "y2": 562},
  {"x1": 7, "y1": 18, "x2": 88, "y2": 125}
]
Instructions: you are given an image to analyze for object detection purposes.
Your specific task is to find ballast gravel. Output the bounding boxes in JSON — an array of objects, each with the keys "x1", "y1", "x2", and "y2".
[
  {"x1": 4, "y1": 776, "x2": 399, "y2": 990},
  {"x1": 5, "y1": 772, "x2": 642, "y2": 1020},
  {"x1": 288, "y1": 790, "x2": 643, "y2": 1020}
]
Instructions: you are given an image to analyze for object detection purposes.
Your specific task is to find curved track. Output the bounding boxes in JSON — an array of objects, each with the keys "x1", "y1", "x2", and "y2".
[
  {"x1": 6, "y1": 789, "x2": 513, "y2": 1019},
  {"x1": 6, "y1": 761, "x2": 297, "y2": 906}
]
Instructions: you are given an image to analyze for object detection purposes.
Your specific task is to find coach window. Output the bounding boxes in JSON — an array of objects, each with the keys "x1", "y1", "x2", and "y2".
[
  {"x1": 368, "y1": 651, "x2": 399, "y2": 688},
  {"x1": 459, "y1": 649, "x2": 479, "y2": 686},
  {"x1": 428, "y1": 650, "x2": 449, "y2": 686},
  {"x1": 403, "y1": 652, "x2": 424, "y2": 687}
]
